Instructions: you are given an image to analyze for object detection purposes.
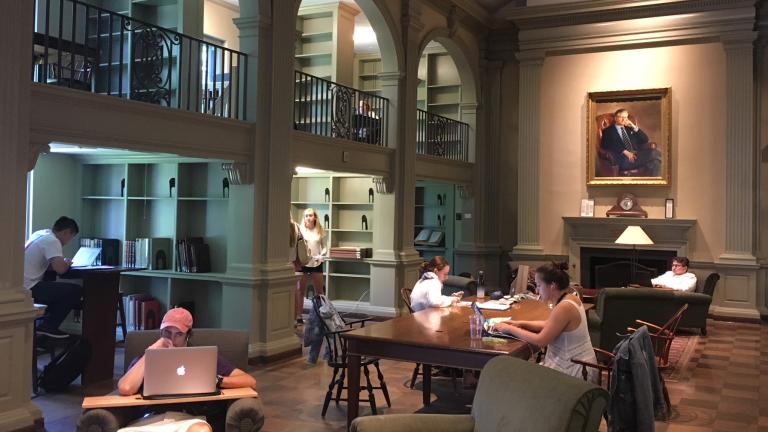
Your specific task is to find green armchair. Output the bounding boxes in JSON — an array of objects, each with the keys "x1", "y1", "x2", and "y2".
[
  {"x1": 350, "y1": 356, "x2": 609, "y2": 432},
  {"x1": 587, "y1": 287, "x2": 712, "y2": 351}
]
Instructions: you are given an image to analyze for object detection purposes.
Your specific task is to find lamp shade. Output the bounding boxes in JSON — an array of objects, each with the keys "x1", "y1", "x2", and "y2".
[{"x1": 615, "y1": 225, "x2": 654, "y2": 245}]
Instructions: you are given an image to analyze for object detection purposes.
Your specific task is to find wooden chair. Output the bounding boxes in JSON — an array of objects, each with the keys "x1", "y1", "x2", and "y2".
[
  {"x1": 571, "y1": 348, "x2": 616, "y2": 389},
  {"x1": 312, "y1": 295, "x2": 390, "y2": 417},
  {"x1": 400, "y1": 287, "x2": 423, "y2": 389},
  {"x1": 628, "y1": 303, "x2": 689, "y2": 370}
]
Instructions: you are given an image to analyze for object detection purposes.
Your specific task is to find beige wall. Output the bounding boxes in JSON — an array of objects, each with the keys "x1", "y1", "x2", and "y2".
[
  {"x1": 204, "y1": 0, "x2": 239, "y2": 50},
  {"x1": 539, "y1": 43, "x2": 727, "y2": 262}
]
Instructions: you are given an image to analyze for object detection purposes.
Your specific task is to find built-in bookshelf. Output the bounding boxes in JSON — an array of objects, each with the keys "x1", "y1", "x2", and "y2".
[
  {"x1": 354, "y1": 54, "x2": 383, "y2": 97},
  {"x1": 77, "y1": 158, "x2": 230, "y2": 328},
  {"x1": 414, "y1": 181, "x2": 455, "y2": 264},
  {"x1": 291, "y1": 173, "x2": 376, "y2": 303},
  {"x1": 295, "y1": 2, "x2": 358, "y2": 85},
  {"x1": 417, "y1": 50, "x2": 463, "y2": 121}
]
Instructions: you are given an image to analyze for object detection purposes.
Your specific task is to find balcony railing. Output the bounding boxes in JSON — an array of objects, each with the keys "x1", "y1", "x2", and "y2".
[
  {"x1": 32, "y1": 0, "x2": 248, "y2": 120},
  {"x1": 294, "y1": 71, "x2": 388, "y2": 147},
  {"x1": 416, "y1": 109, "x2": 470, "y2": 162}
]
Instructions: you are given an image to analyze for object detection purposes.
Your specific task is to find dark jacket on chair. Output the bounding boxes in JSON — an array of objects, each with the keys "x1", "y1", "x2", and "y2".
[{"x1": 609, "y1": 326, "x2": 667, "y2": 432}]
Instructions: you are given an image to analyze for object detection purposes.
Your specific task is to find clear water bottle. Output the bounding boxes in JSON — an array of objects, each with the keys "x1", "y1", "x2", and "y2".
[{"x1": 476, "y1": 270, "x2": 485, "y2": 298}]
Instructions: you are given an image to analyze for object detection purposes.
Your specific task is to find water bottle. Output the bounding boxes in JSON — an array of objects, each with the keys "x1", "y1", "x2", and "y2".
[{"x1": 476, "y1": 270, "x2": 486, "y2": 299}]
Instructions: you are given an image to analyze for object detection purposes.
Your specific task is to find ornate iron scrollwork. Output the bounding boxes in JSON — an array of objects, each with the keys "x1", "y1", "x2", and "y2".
[
  {"x1": 330, "y1": 84, "x2": 354, "y2": 140},
  {"x1": 124, "y1": 19, "x2": 180, "y2": 106},
  {"x1": 427, "y1": 113, "x2": 449, "y2": 157}
]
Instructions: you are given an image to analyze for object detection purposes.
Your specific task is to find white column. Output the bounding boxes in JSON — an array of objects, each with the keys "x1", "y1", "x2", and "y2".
[
  {"x1": 513, "y1": 51, "x2": 545, "y2": 255},
  {"x1": 719, "y1": 35, "x2": 758, "y2": 265},
  {"x1": 0, "y1": 1, "x2": 44, "y2": 430}
]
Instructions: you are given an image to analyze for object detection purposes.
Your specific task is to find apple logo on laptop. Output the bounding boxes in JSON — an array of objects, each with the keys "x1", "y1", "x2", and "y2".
[{"x1": 176, "y1": 365, "x2": 186, "y2": 376}]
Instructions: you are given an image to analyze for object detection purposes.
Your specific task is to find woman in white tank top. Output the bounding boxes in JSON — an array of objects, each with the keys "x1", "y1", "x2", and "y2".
[{"x1": 492, "y1": 262, "x2": 598, "y2": 383}]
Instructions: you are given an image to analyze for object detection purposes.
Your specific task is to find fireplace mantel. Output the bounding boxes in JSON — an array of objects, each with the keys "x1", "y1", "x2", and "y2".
[{"x1": 562, "y1": 217, "x2": 697, "y2": 283}]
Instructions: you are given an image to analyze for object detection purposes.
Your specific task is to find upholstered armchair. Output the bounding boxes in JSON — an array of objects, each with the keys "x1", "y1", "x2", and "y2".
[
  {"x1": 350, "y1": 355, "x2": 608, "y2": 432},
  {"x1": 595, "y1": 113, "x2": 657, "y2": 177},
  {"x1": 442, "y1": 275, "x2": 477, "y2": 298},
  {"x1": 77, "y1": 329, "x2": 264, "y2": 432}
]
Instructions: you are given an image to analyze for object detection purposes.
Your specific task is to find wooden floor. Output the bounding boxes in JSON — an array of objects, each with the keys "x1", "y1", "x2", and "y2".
[{"x1": 33, "y1": 318, "x2": 767, "y2": 431}]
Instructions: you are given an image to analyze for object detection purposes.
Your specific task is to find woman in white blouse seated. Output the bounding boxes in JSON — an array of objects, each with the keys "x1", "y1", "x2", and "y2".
[
  {"x1": 651, "y1": 256, "x2": 697, "y2": 292},
  {"x1": 492, "y1": 262, "x2": 598, "y2": 382},
  {"x1": 410, "y1": 256, "x2": 464, "y2": 312}
]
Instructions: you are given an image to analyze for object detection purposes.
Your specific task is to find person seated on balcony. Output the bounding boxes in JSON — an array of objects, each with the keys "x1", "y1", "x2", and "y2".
[
  {"x1": 117, "y1": 307, "x2": 259, "y2": 431},
  {"x1": 651, "y1": 256, "x2": 697, "y2": 292},
  {"x1": 600, "y1": 108, "x2": 661, "y2": 176},
  {"x1": 410, "y1": 256, "x2": 464, "y2": 312},
  {"x1": 355, "y1": 100, "x2": 380, "y2": 144},
  {"x1": 24, "y1": 216, "x2": 82, "y2": 339},
  {"x1": 491, "y1": 262, "x2": 598, "y2": 383}
]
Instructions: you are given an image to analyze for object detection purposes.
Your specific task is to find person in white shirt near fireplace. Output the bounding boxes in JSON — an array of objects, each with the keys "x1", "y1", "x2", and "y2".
[{"x1": 651, "y1": 256, "x2": 697, "y2": 292}]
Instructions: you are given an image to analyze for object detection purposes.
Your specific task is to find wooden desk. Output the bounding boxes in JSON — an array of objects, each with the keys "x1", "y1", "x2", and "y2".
[
  {"x1": 343, "y1": 299, "x2": 550, "y2": 427},
  {"x1": 82, "y1": 387, "x2": 258, "y2": 409},
  {"x1": 61, "y1": 267, "x2": 142, "y2": 386}
]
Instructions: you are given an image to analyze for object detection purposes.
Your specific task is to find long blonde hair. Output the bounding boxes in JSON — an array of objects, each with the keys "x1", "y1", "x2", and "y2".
[{"x1": 302, "y1": 208, "x2": 325, "y2": 237}]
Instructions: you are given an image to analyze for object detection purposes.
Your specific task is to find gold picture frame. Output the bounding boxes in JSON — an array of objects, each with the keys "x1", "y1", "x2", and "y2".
[{"x1": 587, "y1": 87, "x2": 671, "y2": 186}]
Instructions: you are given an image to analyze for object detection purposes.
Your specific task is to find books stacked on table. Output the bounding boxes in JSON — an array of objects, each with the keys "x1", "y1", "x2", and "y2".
[{"x1": 329, "y1": 247, "x2": 372, "y2": 259}]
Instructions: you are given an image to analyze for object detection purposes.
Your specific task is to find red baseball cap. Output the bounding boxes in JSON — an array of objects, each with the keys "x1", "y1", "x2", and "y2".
[{"x1": 161, "y1": 307, "x2": 193, "y2": 333}]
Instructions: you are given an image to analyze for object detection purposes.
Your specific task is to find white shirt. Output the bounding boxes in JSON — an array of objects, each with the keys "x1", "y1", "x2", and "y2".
[
  {"x1": 410, "y1": 272, "x2": 454, "y2": 312},
  {"x1": 299, "y1": 224, "x2": 326, "y2": 268},
  {"x1": 651, "y1": 271, "x2": 697, "y2": 292},
  {"x1": 24, "y1": 229, "x2": 63, "y2": 289}
]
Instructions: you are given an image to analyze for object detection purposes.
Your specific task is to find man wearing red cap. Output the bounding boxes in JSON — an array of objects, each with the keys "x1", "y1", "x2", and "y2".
[{"x1": 114, "y1": 307, "x2": 260, "y2": 431}]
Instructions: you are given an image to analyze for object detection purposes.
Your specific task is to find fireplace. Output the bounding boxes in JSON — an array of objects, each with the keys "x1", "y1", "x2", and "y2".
[
  {"x1": 580, "y1": 247, "x2": 676, "y2": 288},
  {"x1": 562, "y1": 217, "x2": 696, "y2": 288}
]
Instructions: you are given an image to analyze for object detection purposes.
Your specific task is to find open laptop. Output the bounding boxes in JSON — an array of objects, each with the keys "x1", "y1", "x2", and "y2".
[
  {"x1": 142, "y1": 346, "x2": 220, "y2": 399},
  {"x1": 70, "y1": 247, "x2": 101, "y2": 268}
]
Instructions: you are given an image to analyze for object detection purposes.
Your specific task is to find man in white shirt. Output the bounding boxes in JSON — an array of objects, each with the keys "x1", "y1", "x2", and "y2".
[
  {"x1": 651, "y1": 257, "x2": 697, "y2": 292},
  {"x1": 24, "y1": 216, "x2": 82, "y2": 338}
]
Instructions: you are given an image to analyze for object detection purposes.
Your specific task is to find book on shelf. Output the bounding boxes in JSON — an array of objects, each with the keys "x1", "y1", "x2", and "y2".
[
  {"x1": 329, "y1": 247, "x2": 372, "y2": 259},
  {"x1": 123, "y1": 293, "x2": 160, "y2": 330},
  {"x1": 175, "y1": 237, "x2": 211, "y2": 273},
  {"x1": 414, "y1": 229, "x2": 432, "y2": 245}
]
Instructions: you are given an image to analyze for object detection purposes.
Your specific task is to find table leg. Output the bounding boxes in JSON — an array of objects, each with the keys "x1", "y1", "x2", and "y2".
[
  {"x1": 422, "y1": 364, "x2": 431, "y2": 406},
  {"x1": 81, "y1": 272, "x2": 119, "y2": 386},
  {"x1": 347, "y1": 353, "x2": 361, "y2": 430}
]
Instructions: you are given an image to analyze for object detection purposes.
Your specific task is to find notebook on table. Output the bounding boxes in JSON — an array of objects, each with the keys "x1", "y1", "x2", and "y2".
[{"x1": 142, "y1": 346, "x2": 220, "y2": 399}]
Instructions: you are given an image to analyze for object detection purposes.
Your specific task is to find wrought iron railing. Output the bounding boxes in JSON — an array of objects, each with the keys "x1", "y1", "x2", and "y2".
[
  {"x1": 416, "y1": 109, "x2": 469, "y2": 162},
  {"x1": 32, "y1": 0, "x2": 248, "y2": 120},
  {"x1": 294, "y1": 71, "x2": 388, "y2": 147}
]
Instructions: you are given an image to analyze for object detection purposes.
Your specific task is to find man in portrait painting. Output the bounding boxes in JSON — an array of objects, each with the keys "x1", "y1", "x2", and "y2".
[{"x1": 600, "y1": 108, "x2": 662, "y2": 176}]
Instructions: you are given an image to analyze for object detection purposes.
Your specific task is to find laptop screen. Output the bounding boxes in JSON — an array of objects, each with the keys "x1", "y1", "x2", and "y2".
[{"x1": 142, "y1": 346, "x2": 219, "y2": 399}]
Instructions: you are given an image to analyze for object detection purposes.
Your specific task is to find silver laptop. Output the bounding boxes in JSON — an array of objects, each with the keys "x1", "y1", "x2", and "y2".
[{"x1": 142, "y1": 346, "x2": 220, "y2": 399}]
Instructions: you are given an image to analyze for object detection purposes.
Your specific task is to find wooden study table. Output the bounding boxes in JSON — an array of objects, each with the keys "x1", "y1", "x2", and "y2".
[
  {"x1": 342, "y1": 298, "x2": 550, "y2": 427},
  {"x1": 61, "y1": 266, "x2": 143, "y2": 386},
  {"x1": 82, "y1": 387, "x2": 259, "y2": 409}
]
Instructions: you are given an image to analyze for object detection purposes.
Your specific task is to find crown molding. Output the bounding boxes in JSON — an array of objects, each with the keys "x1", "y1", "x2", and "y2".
[{"x1": 502, "y1": 0, "x2": 757, "y2": 30}]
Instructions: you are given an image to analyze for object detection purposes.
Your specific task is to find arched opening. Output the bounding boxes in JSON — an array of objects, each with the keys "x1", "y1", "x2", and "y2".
[{"x1": 415, "y1": 38, "x2": 477, "y2": 162}]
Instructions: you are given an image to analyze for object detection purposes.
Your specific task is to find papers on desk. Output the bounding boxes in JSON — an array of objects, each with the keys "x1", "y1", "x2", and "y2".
[
  {"x1": 476, "y1": 300, "x2": 511, "y2": 311},
  {"x1": 71, "y1": 247, "x2": 101, "y2": 267}
]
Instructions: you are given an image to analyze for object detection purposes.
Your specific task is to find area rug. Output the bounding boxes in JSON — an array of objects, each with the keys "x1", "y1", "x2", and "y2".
[{"x1": 661, "y1": 334, "x2": 699, "y2": 382}]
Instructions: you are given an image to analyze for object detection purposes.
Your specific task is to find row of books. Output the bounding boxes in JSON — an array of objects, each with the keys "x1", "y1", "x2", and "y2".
[
  {"x1": 175, "y1": 237, "x2": 211, "y2": 273},
  {"x1": 329, "y1": 247, "x2": 372, "y2": 259},
  {"x1": 123, "y1": 238, "x2": 172, "y2": 269},
  {"x1": 122, "y1": 294, "x2": 161, "y2": 331}
]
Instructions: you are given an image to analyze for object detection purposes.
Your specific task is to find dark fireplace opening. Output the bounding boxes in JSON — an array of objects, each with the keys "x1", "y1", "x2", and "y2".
[{"x1": 580, "y1": 247, "x2": 677, "y2": 288}]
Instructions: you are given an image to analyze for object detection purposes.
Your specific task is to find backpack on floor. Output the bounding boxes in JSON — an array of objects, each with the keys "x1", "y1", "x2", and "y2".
[{"x1": 38, "y1": 336, "x2": 92, "y2": 392}]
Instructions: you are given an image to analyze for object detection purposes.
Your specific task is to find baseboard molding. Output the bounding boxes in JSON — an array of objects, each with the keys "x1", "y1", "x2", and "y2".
[
  {"x1": 248, "y1": 336, "x2": 301, "y2": 359},
  {"x1": 0, "y1": 406, "x2": 43, "y2": 432},
  {"x1": 248, "y1": 346, "x2": 303, "y2": 365},
  {"x1": 709, "y1": 306, "x2": 761, "y2": 323}
]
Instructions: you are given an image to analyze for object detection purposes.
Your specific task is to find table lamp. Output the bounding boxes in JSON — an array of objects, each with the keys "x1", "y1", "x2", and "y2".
[{"x1": 614, "y1": 225, "x2": 654, "y2": 285}]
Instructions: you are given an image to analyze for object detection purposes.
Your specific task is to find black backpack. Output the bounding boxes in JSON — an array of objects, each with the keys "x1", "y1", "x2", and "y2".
[{"x1": 38, "y1": 336, "x2": 92, "y2": 392}]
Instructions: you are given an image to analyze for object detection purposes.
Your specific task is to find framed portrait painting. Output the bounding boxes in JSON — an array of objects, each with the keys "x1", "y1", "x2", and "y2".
[{"x1": 587, "y1": 87, "x2": 671, "y2": 186}]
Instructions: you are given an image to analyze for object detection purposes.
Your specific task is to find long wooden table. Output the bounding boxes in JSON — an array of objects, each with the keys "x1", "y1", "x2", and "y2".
[{"x1": 342, "y1": 298, "x2": 550, "y2": 427}]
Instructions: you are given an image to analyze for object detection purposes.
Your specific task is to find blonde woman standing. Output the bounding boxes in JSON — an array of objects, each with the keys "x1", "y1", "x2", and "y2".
[{"x1": 296, "y1": 208, "x2": 327, "y2": 324}]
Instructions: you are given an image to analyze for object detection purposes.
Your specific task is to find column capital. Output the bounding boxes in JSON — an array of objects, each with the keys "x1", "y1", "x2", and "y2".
[
  {"x1": 234, "y1": 16, "x2": 271, "y2": 34},
  {"x1": 378, "y1": 71, "x2": 406, "y2": 84},
  {"x1": 460, "y1": 102, "x2": 478, "y2": 114}
]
